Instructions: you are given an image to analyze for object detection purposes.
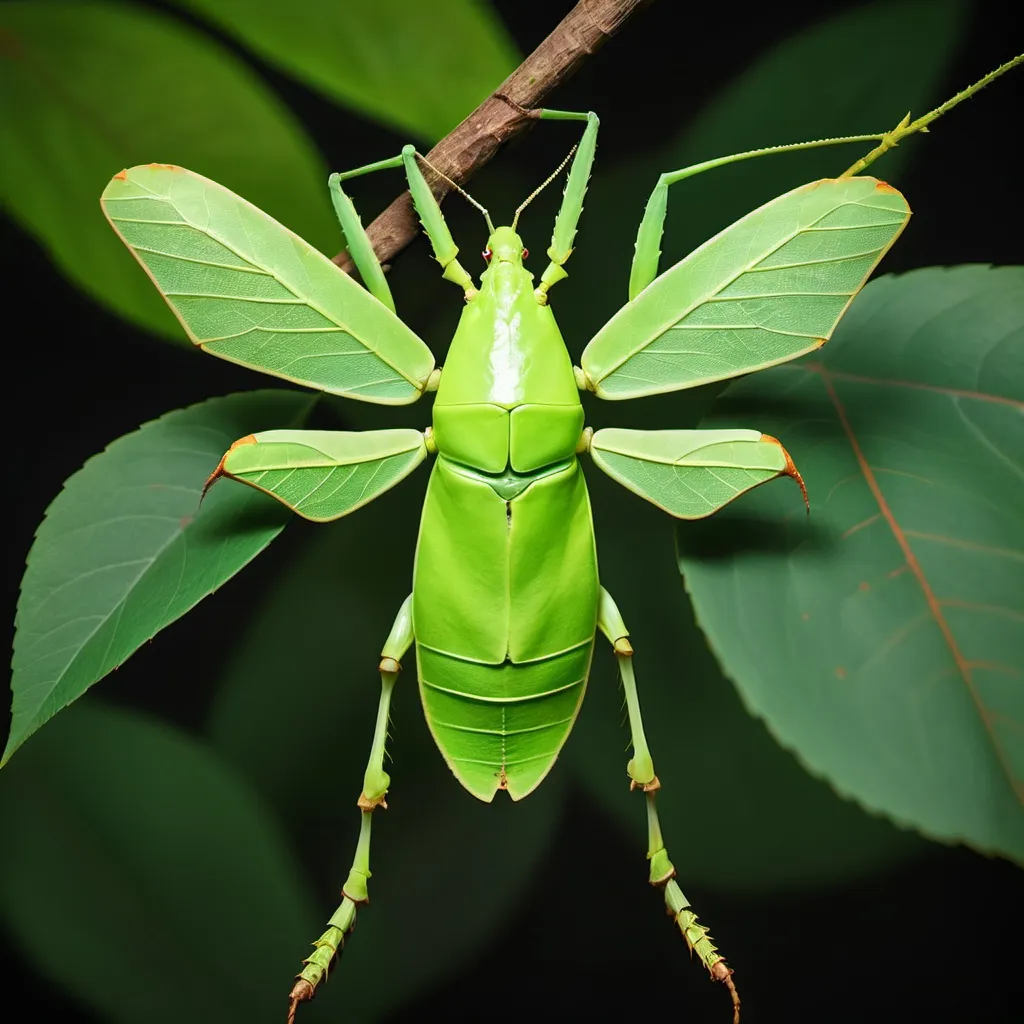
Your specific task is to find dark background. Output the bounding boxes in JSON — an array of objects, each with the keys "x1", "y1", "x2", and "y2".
[{"x1": 3, "y1": 1, "x2": 1022, "y2": 1021}]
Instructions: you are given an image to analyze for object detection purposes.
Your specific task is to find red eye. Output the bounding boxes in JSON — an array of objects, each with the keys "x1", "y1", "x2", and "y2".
[
  {"x1": 521, "y1": 247, "x2": 529, "y2": 259},
  {"x1": 482, "y1": 248, "x2": 492, "y2": 262}
]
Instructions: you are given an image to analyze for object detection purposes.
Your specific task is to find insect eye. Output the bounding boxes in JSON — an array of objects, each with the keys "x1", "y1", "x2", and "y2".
[
  {"x1": 521, "y1": 247, "x2": 529, "y2": 259},
  {"x1": 482, "y1": 248, "x2": 492, "y2": 262}
]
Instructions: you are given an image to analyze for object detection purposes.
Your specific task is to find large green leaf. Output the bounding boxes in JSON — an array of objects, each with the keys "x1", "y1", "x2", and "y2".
[
  {"x1": 567, "y1": 0, "x2": 965, "y2": 364},
  {"x1": 679, "y1": 266, "x2": 1024, "y2": 861},
  {"x1": 170, "y1": 0, "x2": 519, "y2": 141},
  {"x1": 208, "y1": 494, "x2": 564, "y2": 1017},
  {"x1": 5, "y1": 390, "x2": 314, "y2": 766},
  {"x1": 0, "y1": 700, "x2": 318, "y2": 1024},
  {"x1": 566, "y1": 465, "x2": 925, "y2": 891},
  {"x1": 0, "y1": 1, "x2": 331, "y2": 339}
]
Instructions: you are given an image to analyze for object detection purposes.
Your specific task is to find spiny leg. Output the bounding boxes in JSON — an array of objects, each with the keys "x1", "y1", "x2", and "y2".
[
  {"x1": 329, "y1": 157, "x2": 403, "y2": 312},
  {"x1": 597, "y1": 587, "x2": 740, "y2": 1023},
  {"x1": 627, "y1": 131, "x2": 904, "y2": 300},
  {"x1": 330, "y1": 147, "x2": 478, "y2": 306},
  {"x1": 531, "y1": 109, "x2": 599, "y2": 301},
  {"x1": 287, "y1": 595, "x2": 414, "y2": 1023}
]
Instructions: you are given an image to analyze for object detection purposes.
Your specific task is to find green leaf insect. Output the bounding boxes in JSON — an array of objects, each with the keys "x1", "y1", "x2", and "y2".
[{"x1": 15, "y1": 55, "x2": 1017, "y2": 1023}]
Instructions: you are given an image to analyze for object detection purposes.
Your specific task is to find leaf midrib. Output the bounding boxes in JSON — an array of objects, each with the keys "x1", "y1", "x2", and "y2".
[{"x1": 816, "y1": 364, "x2": 1022, "y2": 803}]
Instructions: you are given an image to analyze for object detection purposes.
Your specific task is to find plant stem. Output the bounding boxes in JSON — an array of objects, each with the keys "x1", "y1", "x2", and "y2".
[{"x1": 332, "y1": 0, "x2": 653, "y2": 272}]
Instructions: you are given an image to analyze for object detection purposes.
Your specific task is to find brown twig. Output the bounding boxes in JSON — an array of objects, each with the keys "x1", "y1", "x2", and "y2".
[{"x1": 332, "y1": 0, "x2": 652, "y2": 272}]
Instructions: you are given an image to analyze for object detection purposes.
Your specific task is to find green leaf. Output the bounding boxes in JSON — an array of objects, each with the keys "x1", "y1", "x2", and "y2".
[
  {"x1": 0, "y1": 1, "x2": 331, "y2": 339},
  {"x1": 101, "y1": 164, "x2": 435, "y2": 402},
  {"x1": 168, "y1": 0, "x2": 519, "y2": 141},
  {"x1": 208, "y1": 496, "x2": 563, "y2": 1017},
  {"x1": 590, "y1": 427, "x2": 799, "y2": 519},
  {"x1": 568, "y1": 0, "x2": 965, "y2": 359},
  {"x1": 217, "y1": 428, "x2": 429, "y2": 520},
  {"x1": 0, "y1": 700, "x2": 318, "y2": 1024},
  {"x1": 566, "y1": 467, "x2": 925, "y2": 891},
  {"x1": 5, "y1": 390, "x2": 314, "y2": 766},
  {"x1": 680, "y1": 266, "x2": 1024, "y2": 861}
]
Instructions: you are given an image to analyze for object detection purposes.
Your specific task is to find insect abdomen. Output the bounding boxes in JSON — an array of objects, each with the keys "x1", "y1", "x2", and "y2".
[
  {"x1": 417, "y1": 641, "x2": 593, "y2": 800},
  {"x1": 412, "y1": 457, "x2": 599, "y2": 800}
]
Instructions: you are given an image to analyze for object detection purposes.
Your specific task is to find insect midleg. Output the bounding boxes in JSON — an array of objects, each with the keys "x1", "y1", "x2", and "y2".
[
  {"x1": 597, "y1": 587, "x2": 741, "y2": 1024},
  {"x1": 533, "y1": 108, "x2": 600, "y2": 300},
  {"x1": 626, "y1": 131, "x2": 898, "y2": 301},
  {"x1": 287, "y1": 595, "x2": 414, "y2": 1022}
]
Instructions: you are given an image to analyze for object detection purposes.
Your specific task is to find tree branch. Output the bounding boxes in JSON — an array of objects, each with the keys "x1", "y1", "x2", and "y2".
[{"x1": 332, "y1": 0, "x2": 652, "y2": 271}]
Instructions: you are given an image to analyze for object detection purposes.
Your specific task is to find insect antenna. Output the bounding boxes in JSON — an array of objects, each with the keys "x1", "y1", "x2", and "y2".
[
  {"x1": 414, "y1": 152, "x2": 495, "y2": 234},
  {"x1": 511, "y1": 144, "x2": 578, "y2": 231}
]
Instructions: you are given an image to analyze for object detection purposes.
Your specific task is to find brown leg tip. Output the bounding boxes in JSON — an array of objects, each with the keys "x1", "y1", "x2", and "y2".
[
  {"x1": 287, "y1": 980, "x2": 315, "y2": 1024},
  {"x1": 710, "y1": 962, "x2": 740, "y2": 1024}
]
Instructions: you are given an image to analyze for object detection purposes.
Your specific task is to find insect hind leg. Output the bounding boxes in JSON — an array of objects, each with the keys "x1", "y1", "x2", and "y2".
[
  {"x1": 287, "y1": 596, "x2": 414, "y2": 1022},
  {"x1": 597, "y1": 587, "x2": 740, "y2": 1023}
]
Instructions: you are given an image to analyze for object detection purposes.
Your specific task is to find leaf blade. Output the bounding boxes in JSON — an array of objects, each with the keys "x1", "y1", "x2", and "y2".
[
  {"x1": 680, "y1": 265, "x2": 1024, "y2": 860},
  {"x1": 0, "y1": 700, "x2": 318, "y2": 1024},
  {"x1": 168, "y1": 0, "x2": 520, "y2": 141},
  {"x1": 0, "y1": 0, "x2": 331, "y2": 339},
  {"x1": 5, "y1": 390, "x2": 314, "y2": 765}
]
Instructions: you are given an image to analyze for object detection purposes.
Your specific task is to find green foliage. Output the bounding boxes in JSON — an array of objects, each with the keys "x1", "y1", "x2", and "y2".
[
  {"x1": 680, "y1": 266, "x2": 1024, "y2": 861},
  {"x1": 0, "y1": 701, "x2": 317, "y2": 1024},
  {"x1": 5, "y1": 391, "x2": 314, "y2": 765},
  {"x1": 168, "y1": 0, "x2": 519, "y2": 141},
  {"x1": 569, "y1": 464, "x2": 926, "y2": 890},
  {"x1": 0, "y1": 0, "x2": 332, "y2": 339}
]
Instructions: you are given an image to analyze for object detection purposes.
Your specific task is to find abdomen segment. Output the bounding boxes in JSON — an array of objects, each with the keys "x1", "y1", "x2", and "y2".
[{"x1": 412, "y1": 457, "x2": 599, "y2": 800}]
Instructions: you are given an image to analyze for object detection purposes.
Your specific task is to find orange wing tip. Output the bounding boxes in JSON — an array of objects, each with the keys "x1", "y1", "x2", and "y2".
[
  {"x1": 874, "y1": 180, "x2": 900, "y2": 193},
  {"x1": 147, "y1": 162, "x2": 183, "y2": 171},
  {"x1": 201, "y1": 434, "x2": 257, "y2": 501},
  {"x1": 113, "y1": 169, "x2": 128, "y2": 181},
  {"x1": 761, "y1": 434, "x2": 809, "y2": 512}
]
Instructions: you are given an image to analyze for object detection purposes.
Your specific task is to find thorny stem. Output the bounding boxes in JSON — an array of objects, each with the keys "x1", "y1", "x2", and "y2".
[
  {"x1": 332, "y1": 0, "x2": 652, "y2": 272},
  {"x1": 841, "y1": 53, "x2": 1023, "y2": 178}
]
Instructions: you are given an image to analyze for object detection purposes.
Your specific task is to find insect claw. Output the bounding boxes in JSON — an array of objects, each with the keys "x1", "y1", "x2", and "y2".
[
  {"x1": 710, "y1": 962, "x2": 741, "y2": 1024},
  {"x1": 287, "y1": 979, "x2": 314, "y2": 1024}
]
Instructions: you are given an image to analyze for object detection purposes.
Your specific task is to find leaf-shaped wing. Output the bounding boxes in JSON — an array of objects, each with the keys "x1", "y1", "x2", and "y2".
[
  {"x1": 208, "y1": 428, "x2": 429, "y2": 521},
  {"x1": 101, "y1": 165, "x2": 435, "y2": 404},
  {"x1": 590, "y1": 427, "x2": 806, "y2": 519},
  {"x1": 580, "y1": 177, "x2": 909, "y2": 400}
]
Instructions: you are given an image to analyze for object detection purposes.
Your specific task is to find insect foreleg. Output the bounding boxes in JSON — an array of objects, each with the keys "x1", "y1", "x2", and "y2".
[
  {"x1": 533, "y1": 109, "x2": 599, "y2": 301},
  {"x1": 627, "y1": 132, "x2": 892, "y2": 301},
  {"x1": 399, "y1": 146, "x2": 478, "y2": 298},
  {"x1": 597, "y1": 587, "x2": 740, "y2": 1023},
  {"x1": 287, "y1": 595, "x2": 414, "y2": 1023},
  {"x1": 331, "y1": 146, "x2": 479, "y2": 303}
]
